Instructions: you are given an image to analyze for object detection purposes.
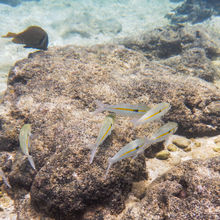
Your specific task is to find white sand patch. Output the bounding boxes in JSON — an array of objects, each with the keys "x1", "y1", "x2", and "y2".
[
  {"x1": 0, "y1": 0, "x2": 180, "y2": 94},
  {"x1": 145, "y1": 135, "x2": 220, "y2": 185}
]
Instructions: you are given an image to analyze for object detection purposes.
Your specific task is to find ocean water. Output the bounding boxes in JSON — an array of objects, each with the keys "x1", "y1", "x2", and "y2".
[
  {"x1": 1, "y1": 1, "x2": 220, "y2": 219},
  {"x1": 0, "y1": 0, "x2": 181, "y2": 95}
]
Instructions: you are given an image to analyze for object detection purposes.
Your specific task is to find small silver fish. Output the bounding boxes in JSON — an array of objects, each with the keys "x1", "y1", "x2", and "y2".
[
  {"x1": 19, "y1": 124, "x2": 36, "y2": 170},
  {"x1": 131, "y1": 102, "x2": 171, "y2": 126},
  {"x1": 90, "y1": 113, "x2": 116, "y2": 164},
  {"x1": 105, "y1": 122, "x2": 178, "y2": 179},
  {"x1": 93, "y1": 101, "x2": 150, "y2": 116},
  {"x1": 151, "y1": 122, "x2": 178, "y2": 143},
  {"x1": 0, "y1": 168, "x2": 11, "y2": 188},
  {"x1": 105, "y1": 137, "x2": 152, "y2": 179}
]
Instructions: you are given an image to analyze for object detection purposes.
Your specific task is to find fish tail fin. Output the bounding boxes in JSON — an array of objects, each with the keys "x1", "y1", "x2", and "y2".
[
  {"x1": 89, "y1": 144, "x2": 98, "y2": 164},
  {"x1": 3, "y1": 177, "x2": 11, "y2": 188},
  {"x1": 104, "y1": 158, "x2": 114, "y2": 180},
  {"x1": 27, "y1": 155, "x2": 36, "y2": 170},
  {"x1": 143, "y1": 137, "x2": 153, "y2": 148},
  {"x1": 2, "y1": 32, "x2": 17, "y2": 38},
  {"x1": 137, "y1": 137, "x2": 153, "y2": 155},
  {"x1": 1, "y1": 173, "x2": 11, "y2": 188},
  {"x1": 130, "y1": 117, "x2": 140, "y2": 127},
  {"x1": 93, "y1": 100, "x2": 107, "y2": 115}
]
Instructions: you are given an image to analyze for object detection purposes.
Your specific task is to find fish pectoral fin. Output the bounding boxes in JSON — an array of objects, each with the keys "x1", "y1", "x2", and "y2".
[{"x1": 2, "y1": 32, "x2": 17, "y2": 38}]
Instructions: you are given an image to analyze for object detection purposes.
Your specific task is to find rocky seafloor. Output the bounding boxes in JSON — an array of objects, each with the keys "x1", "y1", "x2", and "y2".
[{"x1": 0, "y1": 24, "x2": 220, "y2": 219}]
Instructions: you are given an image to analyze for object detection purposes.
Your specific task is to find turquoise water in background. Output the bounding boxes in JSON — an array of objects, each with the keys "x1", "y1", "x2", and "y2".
[
  {"x1": 0, "y1": 0, "x2": 220, "y2": 94},
  {"x1": 0, "y1": 0, "x2": 180, "y2": 94}
]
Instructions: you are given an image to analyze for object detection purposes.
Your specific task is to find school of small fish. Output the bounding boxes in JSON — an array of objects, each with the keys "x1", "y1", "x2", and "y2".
[
  {"x1": 0, "y1": 101, "x2": 177, "y2": 188},
  {"x1": 90, "y1": 101, "x2": 178, "y2": 179}
]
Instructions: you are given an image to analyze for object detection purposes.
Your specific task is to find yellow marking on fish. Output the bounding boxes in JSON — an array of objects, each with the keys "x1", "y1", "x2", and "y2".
[
  {"x1": 26, "y1": 137, "x2": 29, "y2": 149},
  {"x1": 142, "y1": 106, "x2": 168, "y2": 121},
  {"x1": 119, "y1": 144, "x2": 144, "y2": 158},
  {"x1": 98, "y1": 124, "x2": 112, "y2": 145},
  {"x1": 154, "y1": 128, "x2": 175, "y2": 140},
  {"x1": 112, "y1": 107, "x2": 146, "y2": 112}
]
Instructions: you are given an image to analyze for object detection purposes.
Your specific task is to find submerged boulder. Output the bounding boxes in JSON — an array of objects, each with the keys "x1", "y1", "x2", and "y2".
[
  {"x1": 0, "y1": 44, "x2": 219, "y2": 219},
  {"x1": 167, "y1": 0, "x2": 220, "y2": 24},
  {"x1": 117, "y1": 156, "x2": 220, "y2": 220},
  {"x1": 121, "y1": 25, "x2": 220, "y2": 82}
]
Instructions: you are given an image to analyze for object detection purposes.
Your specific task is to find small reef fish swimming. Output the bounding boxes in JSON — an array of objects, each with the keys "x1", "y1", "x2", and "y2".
[
  {"x1": 93, "y1": 101, "x2": 150, "y2": 116},
  {"x1": 105, "y1": 121, "x2": 178, "y2": 179},
  {"x1": 2, "y1": 26, "x2": 48, "y2": 50},
  {"x1": 132, "y1": 102, "x2": 171, "y2": 126},
  {"x1": 19, "y1": 124, "x2": 36, "y2": 170},
  {"x1": 0, "y1": 168, "x2": 11, "y2": 188},
  {"x1": 90, "y1": 113, "x2": 116, "y2": 164},
  {"x1": 105, "y1": 137, "x2": 152, "y2": 179},
  {"x1": 150, "y1": 122, "x2": 178, "y2": 144}
]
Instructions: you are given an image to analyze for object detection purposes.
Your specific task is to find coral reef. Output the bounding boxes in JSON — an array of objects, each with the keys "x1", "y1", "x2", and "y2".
[
  {"x1": 0, "y1": 43, "x2": 219, "y2": 219},
  {"x1": 167, "y1": 0, "x2": 220, "y2": 24},
  {"x1": 121, "y1": 25, "x2": 220, "y2": 82},
  {"x1": 116, "y1": 156, "x2": 220, "y2": 220}
]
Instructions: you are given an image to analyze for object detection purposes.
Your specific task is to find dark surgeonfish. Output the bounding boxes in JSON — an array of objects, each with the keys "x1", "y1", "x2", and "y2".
[{"x1": 2, "y1": 26, "x2": 48, "y2": 50}]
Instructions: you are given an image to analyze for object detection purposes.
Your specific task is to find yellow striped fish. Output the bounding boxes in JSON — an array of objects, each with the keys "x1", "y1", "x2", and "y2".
[
  {"x1": 151, "y1": 122, "x2": 178, "y2": 143},
  {"x1": 105, "y1": 137, "x2": 152, "y2": 179},
  {"x1": 132, "y1": 102, "x2": 170, "y2": 126},
  {"x1": 19, "y1": 124, "x2": 36, "y2": 170},
  {"x1": 93, "y1": 101, "x2": 150, "y2": 116},
  {"x1": 105, "y1": 122, "x2": 178, "y2": 179},
  {"x1": 90, "y1": 113, "x2": 116, "y2": 164}
]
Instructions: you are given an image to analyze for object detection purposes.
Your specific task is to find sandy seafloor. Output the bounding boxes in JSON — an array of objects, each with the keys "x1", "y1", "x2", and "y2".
[
  {"x1": 1, "y1": 0, "x2": 220, "y2": 94},
  {"x1": 0, "y1": 0, "x2": 181, "y2": 95}
]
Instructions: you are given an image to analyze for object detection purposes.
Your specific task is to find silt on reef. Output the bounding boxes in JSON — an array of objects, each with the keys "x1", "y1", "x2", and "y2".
[{"x1": 0, "y1": 43, "x2": 219, "y2": 219}]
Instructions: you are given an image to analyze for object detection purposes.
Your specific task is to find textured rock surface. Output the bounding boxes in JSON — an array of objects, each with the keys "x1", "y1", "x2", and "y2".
[
  {"x1": 167, "y1": 0, "x2": 220, "y2": 24},
  {"x1": 121, "y1": 25, "x2": 220, "y2": 82},
  {"x1": 173, "y1": 136, "x2": 191, "y2": 149},
  {"x1": 118, "y1": 156, "x2": 220, "y2": 220},
  {"x1": 0, "y1": 45, "x2": 220, "y2": 219}
]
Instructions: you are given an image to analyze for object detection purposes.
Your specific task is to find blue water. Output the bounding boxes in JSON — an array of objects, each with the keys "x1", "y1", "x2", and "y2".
[{"x1": 0, "y1": 0, "x2": 219, "y2": 94}]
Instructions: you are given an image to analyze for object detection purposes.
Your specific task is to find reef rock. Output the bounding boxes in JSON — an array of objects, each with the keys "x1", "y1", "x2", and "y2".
[
  {"x1": 0, "y1": 45, "x2": 220, "y2": 219},
  {"x1": 121, "y1": 25, "x2": 220, "y2": 82},
  {"x1": 118, "y1": 156, "x2": 220, "y2": 220},
  {"x1": 167, "y1": 0, "x2": 220, "y2": 24}
]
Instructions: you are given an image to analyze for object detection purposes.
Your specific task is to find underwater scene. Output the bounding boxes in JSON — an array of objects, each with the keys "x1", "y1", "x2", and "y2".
[{"x1": 0, "y1": 0, "x2": 220, "y2": 219}]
